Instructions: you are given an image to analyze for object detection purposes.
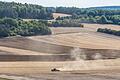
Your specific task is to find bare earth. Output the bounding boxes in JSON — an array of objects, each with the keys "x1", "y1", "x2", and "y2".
[
  {"x1": 30, "y1": 24, "x2": 120, "y2": 50},
  {"x1": 0, "y1": 23, "x2": 120, "y2": 80}
]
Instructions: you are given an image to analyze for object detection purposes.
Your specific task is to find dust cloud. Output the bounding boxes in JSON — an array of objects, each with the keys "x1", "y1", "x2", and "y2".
[
  {"x1": 57, "y1": 47, "x2": 104, "y2": 71},
  {"x1": 70, "y1": 47, "x2": 86, "y2": 61}
]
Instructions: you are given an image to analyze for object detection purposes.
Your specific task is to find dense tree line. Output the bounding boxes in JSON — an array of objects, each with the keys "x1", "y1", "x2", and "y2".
[
  {"x1": 0, "y1": 1, "x2": 120, "y2": 25},
  {"x1": 48, "y1": 20, "x2": 84, "y2": 27},
  {"x1": 56, "y1": 7, "x2": 120, "y2": 25},
  {"x1": 57, "y1": 14, "x2": 120, "y2": 25},
  {"x1": 56, "y1": 7, "x2": 120, "y2": 17},
  {"x1": 0, "y1": 18, "x2": 51, "y2": 37},
  {"x1": 0, "y1": 1, "x2": 55, "y2": 19},
  {"x1": 97, "y1": 28, "x2": 120, "y2": 36},
  {"x1": 91, "y1": 6, "x2": 120, "y2": 10},
  {"x1": 56, "y1": 15, "x2": 112, "y2": 24}
]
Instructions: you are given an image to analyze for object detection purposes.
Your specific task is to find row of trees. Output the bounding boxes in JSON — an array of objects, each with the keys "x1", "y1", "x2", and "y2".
[
  {"x1": 0, "y1": 18, "x2": 51, "y2": 37},
  {"x1": 97, "y1": 28, "x2": 120, "y2": 36},
  {"x1": 48, "y1": 20, "x2": 84, "y2": 27}
]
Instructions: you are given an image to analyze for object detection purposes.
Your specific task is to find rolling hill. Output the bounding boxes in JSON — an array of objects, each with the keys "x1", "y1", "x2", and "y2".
[{"x1": 91, "y1": 6, "x2": 120, "y2": 10}]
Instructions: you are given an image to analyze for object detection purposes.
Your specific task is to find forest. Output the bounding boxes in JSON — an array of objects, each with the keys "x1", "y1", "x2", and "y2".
[
  {"x1": 55, "y1": 7, "x2": 120, "y2": 25},
  {"x1": 0, "y1": 1, "x2": 55, "y2": 19},
  {"x1": 0, "y1": 1, "x2": 120, "y2": 37},
  {"x1": 0, "y1": 1, "x2": 120, "y2": 25},
  {"x1": 0, "y1": 18, "x2": 51, "y2": 37}
]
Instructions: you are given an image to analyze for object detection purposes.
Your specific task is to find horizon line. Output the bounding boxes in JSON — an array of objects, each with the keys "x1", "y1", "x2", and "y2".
[{"x1": 1, "y1": 1, "x2": 120, "y2": 8}]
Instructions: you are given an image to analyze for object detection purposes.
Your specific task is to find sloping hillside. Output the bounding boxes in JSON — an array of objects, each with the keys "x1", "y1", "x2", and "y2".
[
  {"x1": 30, "y1": 24, "x2": 120, "y2": 50},
  {"x1": 0, "y1": 24, "x2": 119, "y2": 77}
]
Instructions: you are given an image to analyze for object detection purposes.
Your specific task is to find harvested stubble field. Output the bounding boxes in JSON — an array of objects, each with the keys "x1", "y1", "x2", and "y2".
[
  {"x1": 0, "y1": 23, "x2": 120, "y2": 80},
  {"x1": 32, "y1": 24, "x2": 120, "y2": 50},
  {"x1": 52, "y1": 13, "x2": 72, "y2": 19}
]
